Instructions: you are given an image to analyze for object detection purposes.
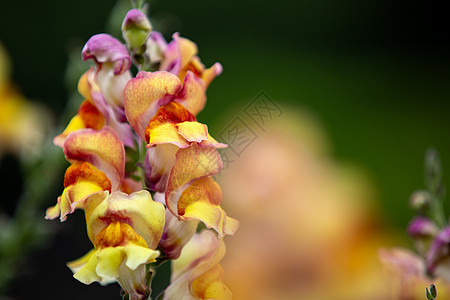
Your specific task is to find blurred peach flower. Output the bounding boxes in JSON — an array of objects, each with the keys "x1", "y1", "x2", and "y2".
[
  {"x1": 218, "y1": 107, "x2": 392, "y2": 299},
  {"x1": 0, "y1": 42, "x2": 49, "y2": 159}
]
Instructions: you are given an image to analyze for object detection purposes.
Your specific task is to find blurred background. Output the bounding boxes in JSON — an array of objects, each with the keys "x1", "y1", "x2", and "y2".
[{"x1": 0, "y1": 0, "x2": 449, "y2": 299}]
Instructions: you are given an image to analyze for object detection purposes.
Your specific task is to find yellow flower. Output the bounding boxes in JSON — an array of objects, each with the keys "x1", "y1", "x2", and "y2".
[
  {"x1": 164, "y1": 230, "x2": 231, "y2": 300},
  {"x1": 68, "y1": 190, "x2": 165, "y2": 299}
]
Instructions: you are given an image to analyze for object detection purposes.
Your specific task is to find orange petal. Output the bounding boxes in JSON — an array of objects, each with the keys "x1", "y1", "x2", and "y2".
[
  {"x1": 63, "y1": 127, "x2": 125, "y2": 191},
  {"x1": 54, "y1": 100, "x2": 106, "y2": 148},
  {"x1": 45, "y1": 162, "x2": 111, "y2": 221},
  {"x1": 124, "y1": 71, "x2": 182, "y2": 141}
]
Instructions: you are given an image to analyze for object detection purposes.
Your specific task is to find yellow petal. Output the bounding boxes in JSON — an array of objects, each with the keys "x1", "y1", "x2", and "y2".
[
  {"x1": 176, "y1": 121, "x2": 208, "y2": 144},
  {"x1": 147, "y1": 123, "x2": 190, "y2": 148},
  {"x1": 96, "y1": 246, "x2": 126, "y2": 280},
  {"x1": 67, "y1": 248, "x2": 97, "y2": 274},
  {"x1": 178, "y1": 177, "x2": 238, "y2": 237},
  {"x1": 191, "y1": 265, "x2": 232, "y2": 300},
  {"x1": 124, "y1": 243, "x2": 159, "y2": 270},
  {"x1": 53, "y1": 115, "x2": 85, "y2": 148},
  {"x1": 71, "y1": 249, "x2": 102, "y2": 285},
  {"x1": 46, "y1": 161, "x2": 112, "y2": 221}
]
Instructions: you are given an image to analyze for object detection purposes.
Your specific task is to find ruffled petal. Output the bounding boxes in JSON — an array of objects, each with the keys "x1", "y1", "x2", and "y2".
[
  {"x1": 177, "y1": 177, "x2": 239, "y2": 237},
  {"x1": 201, "y1": 62, "x2": 223, "y2": 88},
  {"x1": 145, "y1": 102, "x2": 223, "y2": 148},
  {"x1": 70, "y1": 249, "x2": 102, "y2": 285},
  {"x1": 160, "y1": 33, "x2": 197, "y2": 76},
  {"x1": 63, "y1": 127, "x2": 125, "y2": 191},
  {"x1": 45, "y1": 162, "x2": 111, "y2": 221},
  {"x1": 124, "y1": 71, "x2": 182, "y2": 141},
  {"x1": 124, "y1": 243, "x2": 159, "y2": 270},
  {"x1": 82, "y1": 34, "x2": 131, "y2": 75}
]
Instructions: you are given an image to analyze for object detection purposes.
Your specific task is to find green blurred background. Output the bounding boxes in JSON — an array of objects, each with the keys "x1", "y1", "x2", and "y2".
[{"x1": 0, "y1": 0, "x2": 449, "y2": 298}]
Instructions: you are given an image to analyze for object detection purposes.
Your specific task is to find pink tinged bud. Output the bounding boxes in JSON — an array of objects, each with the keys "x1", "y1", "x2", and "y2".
[
  {"x1": 426, "y1": 227, "x2": 450, "y2": 275},
  {"x1": 122, "y1": 9, "x2": 152, "y2": 31},
  {"x1": 82, "y1": 34, "x2": 131, "y2": 75},
  {"x1": 122, "y1": 9, "x2": 152, "y2": 52},
  {"x1": 408, "y1": 217, "x2": 439, "y2": 238}
]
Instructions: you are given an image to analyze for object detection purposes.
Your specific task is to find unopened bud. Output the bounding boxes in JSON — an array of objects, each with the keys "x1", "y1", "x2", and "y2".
[
  {"x1": 410, "y1": 190, "x2": 431, "y2": 211},
  {"x1": 122, "y1": 9, "x2": 152, "y2": 54},
  {"x1": 426, "y1": 283, "x2": 437, "y2": 299}
]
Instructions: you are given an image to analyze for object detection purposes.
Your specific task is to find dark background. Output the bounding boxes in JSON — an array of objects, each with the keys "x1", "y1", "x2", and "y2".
[{"x1": 1, "y1": 0, "x2": 449, "y2": 298}]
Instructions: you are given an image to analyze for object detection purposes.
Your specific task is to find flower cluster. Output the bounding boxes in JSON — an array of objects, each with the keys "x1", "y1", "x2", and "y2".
[
  {"x1": 380, "y1": 149, "x2": 450, "y2": 299},
  {"x1": 45, "y1": 7, "x2": 237, "y2": 299}
]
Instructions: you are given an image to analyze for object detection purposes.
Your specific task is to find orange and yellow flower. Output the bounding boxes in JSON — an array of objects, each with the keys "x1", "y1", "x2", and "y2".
[
  {"x1": 68, "y1": 190, "x2": 165, "y2": 299},
  {"x1": 46, "y1": 127, "x2": 125, "y2": 221}
]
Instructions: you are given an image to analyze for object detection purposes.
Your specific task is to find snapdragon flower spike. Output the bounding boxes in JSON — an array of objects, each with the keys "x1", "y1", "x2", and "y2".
[
  {"x1": 164, "y1": 230, "x2": 232, "y2": 300},
  {"x1": 45, "y1": 127, "x2": 125, "y2": 221},
  {"x1": 68, "y1": 190, "x2": 165, "y2": 300},
  {"x1": 166, "y1": 143, "x2": 238, "y2": 237},
  {"x1": 426, "y1": 227, "x2": 450, "y2": 275},
  {"x1": 159, "y1": 33, "x2": 223, "y2": 88}
]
